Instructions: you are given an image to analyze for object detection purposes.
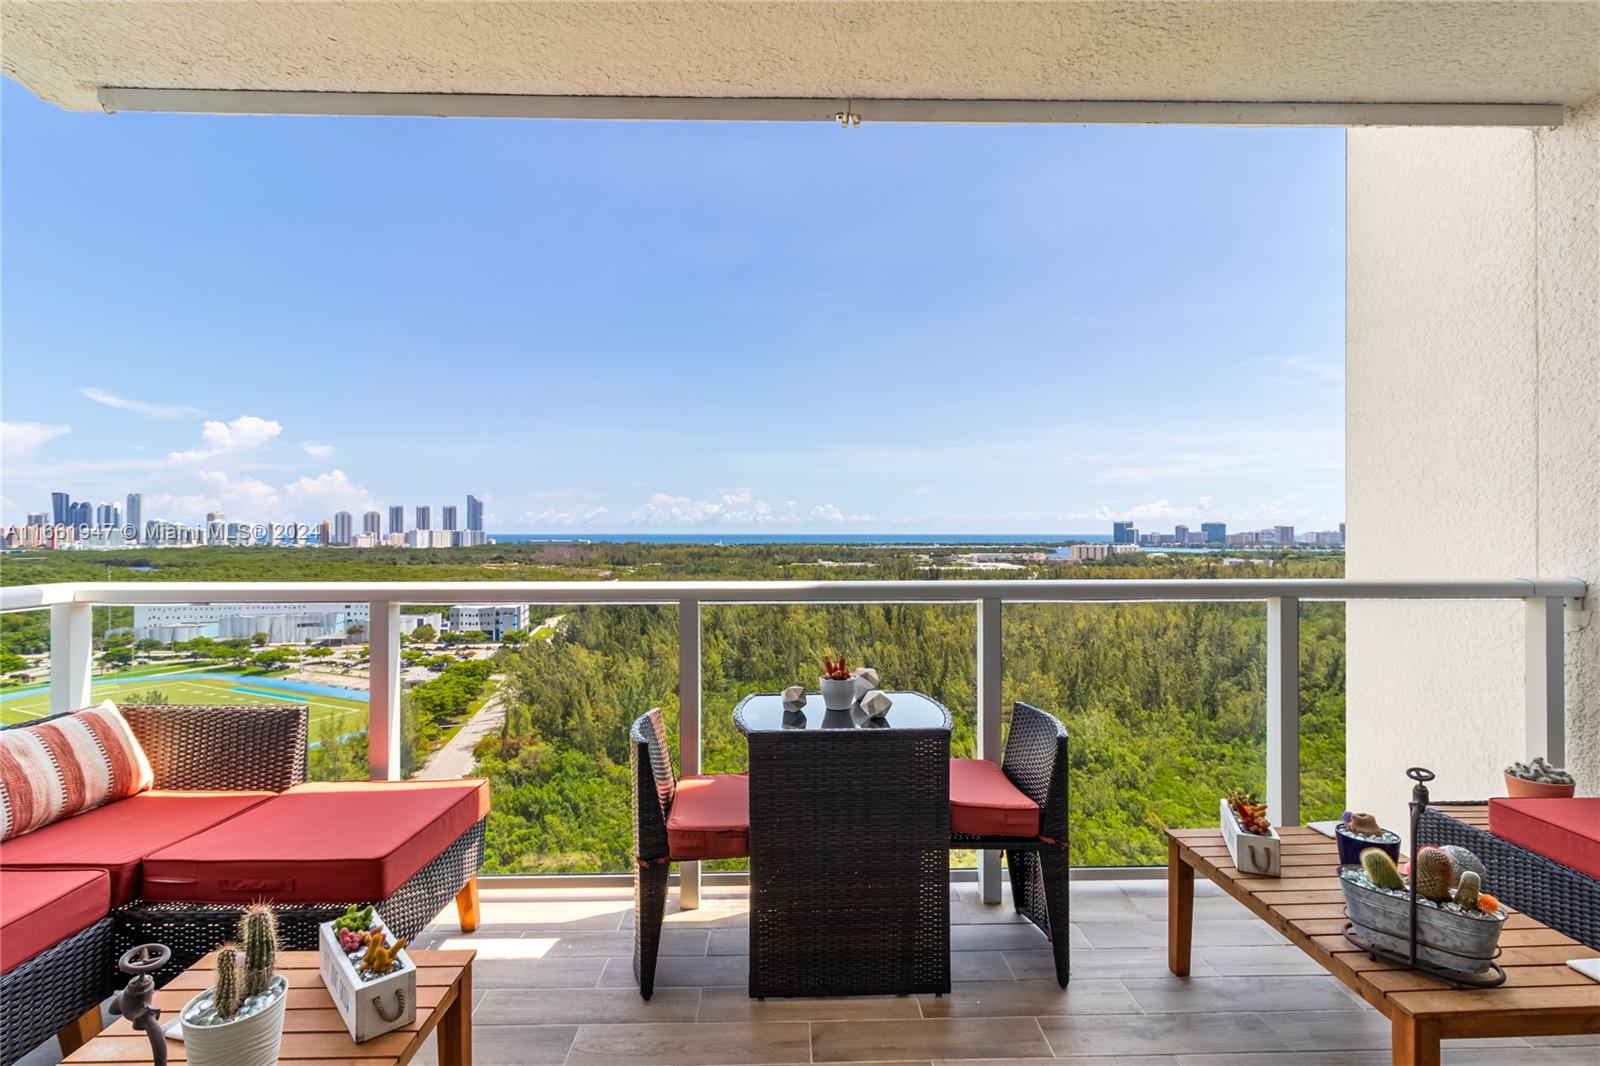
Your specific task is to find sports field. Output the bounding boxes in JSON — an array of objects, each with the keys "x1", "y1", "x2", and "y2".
[{"x1": 0, "y1": 670, "x2": 369, "y2": 740}]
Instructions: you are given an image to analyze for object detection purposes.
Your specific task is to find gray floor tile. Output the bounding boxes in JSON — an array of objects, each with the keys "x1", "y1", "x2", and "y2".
[
  {"x1": 698, "y1": 984, "x2": 922, "y2": 1021},
  {"x1": 1121, "y1": 975, "x2": 1364, "y2": 1014},
  {"x1": 565, "y1": 1021, "x2": 811, "y2": 1065},
  {"x1": 472, "y1": 956, "x2": 607, "y2": 989},
  {"x1": 812, "y1": 1017, "x2": 1054, "y2": 1062},
  {"x1": 1038, "y1": 1011, "x2": 1291, "y2": 1057},
  {"x1": 917, "y1": 978, "x2": 1140, "y2": 1018},
  {"x1": 951, "y1": 949, "x2": 1016, "y2": 981},
  {"x1": 597, "y1": 952, "x2": 750, "y2": 988},
  {"x1": 1076, "y1": 919, "x2": 1288, "y2": 949},
  {"x1": 477, "y1": 986, "x2": 700, "y2": 1024},
  {"x1": 1008, "y1": 946, "x2": 1216, "y2": 980},
  {"x1": 1195, "y1": 944, "x2": 1339, "y2": 976}
]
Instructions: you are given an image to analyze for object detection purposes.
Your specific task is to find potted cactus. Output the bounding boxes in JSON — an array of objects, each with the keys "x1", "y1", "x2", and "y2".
[
  {"x1": 819, "y1": 654, "x2": 856, "y2": 711},
  {"x1": 179, "y1": 904, "x2": 287, "y2": 1066},
  {"x1": 1504, "y1": 757, "x2": 1576, "y2": 798},
  {"x1": 1342, "y1": 844, "x2": 1506, "y2": 978}
]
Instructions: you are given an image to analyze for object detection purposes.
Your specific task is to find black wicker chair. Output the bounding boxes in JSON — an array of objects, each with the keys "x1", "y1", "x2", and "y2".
[
  {"x1": 950, "y1": 701, "x2": 1071, "y2": 986},
  {"x1": 630, "y1": 708, "x2": 749, "y2": 999}
]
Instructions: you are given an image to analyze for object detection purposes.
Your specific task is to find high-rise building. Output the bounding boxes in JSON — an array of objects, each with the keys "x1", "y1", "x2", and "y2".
[
  {"x1": 1112, "y1": 521, "x2": 1136, "y2": 545},
  {"x1": 388, "y1": 505, "x2": 405, "y2": 535},
  {"x1": 1274, "y1": 525, "x2": 1295, "y2": 545},
  {"x1": 334, "y1": 511, "x2": 354, "y2": 546},
  {"x1": 1202, "y1": 522, "x2": 1227, "y2": 544},
  {"x1": 26, "y1": 513, "x2": 47, "y2": 528},
  {"x1": 51, "y1": 492, "x2": 71, "y2": 526},
  {"x1": 415, "y1": 505, "x2": 432, "y2": 531},
  {"x1": 317, "y1": 519, "x2": 332, "y2": 546},
  {"x1": 466, "y1": 495, "x2": 484, "y2": 532},
  {"x1": 125, "y1": 493, "x2": 143, "y2": 542},
  {"x1": 95, "y1": 503, "x2": 121, "y2": 529},
  {"x1": 1174, "y1": 524, "x2": 1189, "y2": 543},
  {"x1": 363, "y1": 510, "x2": 382, "y2": 536},
  {"x1": 441, "y1": 505, "x2": 458, "y2": 531},
  {"x1": 72, "y1": 501, "x2": 93, "y2": 528},
  {"x1": 205, "y1": 511, "x2": 227, "y2": 545}
]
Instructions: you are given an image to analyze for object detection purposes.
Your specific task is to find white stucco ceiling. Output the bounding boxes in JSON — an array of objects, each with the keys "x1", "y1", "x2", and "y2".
[{"x1": 4, "y1": 1, "x2": 1599, "y2": 115}]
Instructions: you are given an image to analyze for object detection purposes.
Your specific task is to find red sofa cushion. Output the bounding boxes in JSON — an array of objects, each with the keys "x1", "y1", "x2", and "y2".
[
  {"x1": 0, "y1": 790, "x2": 274, "y2": 905},
  {"x1": 666, "y1": 774, "x2": 748, "y2": 860},
  {"x1": 0, "y1": 868, "x2": 111, "y2": 974},
  {"x1": 140, "y1": 778, "x2": 489, "y2": 904},
  {"x1": 949, "y1": 758, "x2": 1041, "y2": 838},
  {"x1": 1490, "y1": 797, "x2": 1600, "y2": 881}
]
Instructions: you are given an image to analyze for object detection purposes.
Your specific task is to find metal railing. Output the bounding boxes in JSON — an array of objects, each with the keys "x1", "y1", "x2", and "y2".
[{"x1": 2, "y1": 577, "x2": 1585, "y2": 907}]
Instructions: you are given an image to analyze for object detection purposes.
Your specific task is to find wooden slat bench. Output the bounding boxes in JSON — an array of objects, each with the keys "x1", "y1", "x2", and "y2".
[{"x1": 1167, "y1": 805, "x2": 1600, "y2": 1066}]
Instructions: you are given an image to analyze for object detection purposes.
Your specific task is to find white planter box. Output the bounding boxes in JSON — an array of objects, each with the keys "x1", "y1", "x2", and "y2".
[
  {"x1": 318, "y1": 915, "x2": 416, "y2": 1043},
  {"x1": 1219, "y1": 797, "x2": 1280, "y2": 876}
]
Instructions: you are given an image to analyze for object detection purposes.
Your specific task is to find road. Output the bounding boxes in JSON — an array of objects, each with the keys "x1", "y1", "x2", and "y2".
[
  {"x1": 416, "y1": 682, "x2": 506, "y2": 780},
  {"x1": 413, "y1": 613, "x2": 562, "y2": 779}
]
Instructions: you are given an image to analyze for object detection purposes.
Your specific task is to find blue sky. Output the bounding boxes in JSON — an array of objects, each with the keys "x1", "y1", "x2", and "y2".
[{"x1": 1, "y1": 79, "x2": 1345, "y2": 533}]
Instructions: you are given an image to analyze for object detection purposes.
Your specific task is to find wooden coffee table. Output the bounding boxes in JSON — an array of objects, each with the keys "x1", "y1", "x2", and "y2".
[
  {"x1": 65, "y1": 948, "x2": 473, "y2": 1064},
  {"x1": 1167, "y1": 806, "x2": 1600, "y2": 1066}
]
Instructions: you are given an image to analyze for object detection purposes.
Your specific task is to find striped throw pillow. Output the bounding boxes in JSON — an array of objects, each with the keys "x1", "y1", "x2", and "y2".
[{"x1": 0, "y1": 700, "x2": 154, "y2": 841}]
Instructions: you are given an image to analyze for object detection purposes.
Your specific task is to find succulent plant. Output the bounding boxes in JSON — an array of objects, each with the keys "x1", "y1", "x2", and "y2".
[
  {"x1": 359, "y1": 931, "x2": 409, "y2": 976},
  {"x1": 822, "y1": 654, "x2": 851, "y2": 681},
  {"x1": 1413, "y1": 845, "x2": 1457, "y2": 902},
  {"x1": 213, "y1": 944, "x2": 243, "y2": 1020},
  {"x1": 1505, "y1": 757, "x2": 1575, "y2": 784},
  {"x1": 1227, "y1": 789, "x2": 1271, "y2": 835},
  {"x1": 240, "y1": 903, "x2": 279, "y2": 998},
  {"x1": 1440, "y1": 844, "x2": 1485, "y2": 886},
  {"x1": 1361, "y1": 847, "x2": 1405, "y2": 890},
  {"x1": 1453, "y1": 870, "x2": 1482, "y2": 911},
  {"x1": 1345, "y1": 812, "x2": 1382, "y2": 836},
  {"x1": 1477, "y1": 891, "x2": 1502, "y2": 914}
]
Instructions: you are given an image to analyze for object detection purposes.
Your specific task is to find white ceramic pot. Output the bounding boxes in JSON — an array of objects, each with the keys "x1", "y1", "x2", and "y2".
[
  {"x1": 180, "y1": 976, "x2": 288, "y2": 1066},
  {"x1": 819, "y1": 676, "x2": 857, "y2": 711}
]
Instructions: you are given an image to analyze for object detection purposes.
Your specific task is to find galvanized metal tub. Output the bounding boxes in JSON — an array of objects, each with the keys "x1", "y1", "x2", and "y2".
[{"x1": 1339, "y1": 868, "x2": 1505, "y2": 975}]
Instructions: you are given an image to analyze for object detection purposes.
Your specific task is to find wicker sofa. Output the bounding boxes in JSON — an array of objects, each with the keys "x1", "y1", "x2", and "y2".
[
  {"x1": 0, "y1": 704, "x2": 486, "y2": 1064},
  {"x1": 1421, "y1": 798, "x2": 1599, "y2": 950}
]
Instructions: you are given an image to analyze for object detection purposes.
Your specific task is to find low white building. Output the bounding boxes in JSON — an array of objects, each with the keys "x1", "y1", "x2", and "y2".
[
  {"x1": 133, "y1": 602, "x2": 370, "y2": 644},
  {"x1": 445, "y1": 604, "x2": 530, "y2": 640}
]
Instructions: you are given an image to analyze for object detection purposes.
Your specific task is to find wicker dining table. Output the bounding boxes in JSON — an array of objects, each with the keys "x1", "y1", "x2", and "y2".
[{"x1": 734, "y1": 690, "x2": 952, "y2": 998}]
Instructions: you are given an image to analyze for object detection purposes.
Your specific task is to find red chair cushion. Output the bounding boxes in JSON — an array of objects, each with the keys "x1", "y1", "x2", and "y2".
[
  {"x1": 949, "y1": 758, "x2": 1041, "y2": 837},
  {"x1": 666, "y1": 774, "x2": 749, "y2": 860},
  {"x1": 1489, "y1": 797, "x2": 1600, "y2": 881},
  {"x1": 140, "y1": 778, "x2": 490, "y2": 904},
  {"x1": 0, "y1": 868, "x2": 111, "y2": 974},
  {"x1": 0, "y1": 790, "x2": 275, "y2": 905}
]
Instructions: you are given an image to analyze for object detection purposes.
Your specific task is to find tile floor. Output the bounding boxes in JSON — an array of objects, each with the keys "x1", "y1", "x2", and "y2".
[{"x1": 24, "y1": 878, "x2": 1599, "y2": 1064}]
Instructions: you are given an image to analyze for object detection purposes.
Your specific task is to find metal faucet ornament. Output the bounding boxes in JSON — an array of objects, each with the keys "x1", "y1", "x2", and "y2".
[
  {"x1": 1406, "y1": 766, "x2": 1435, "y2": 968},
  {"x1": 110, "y1": 943, "x2": 171, "y2": 1066}
]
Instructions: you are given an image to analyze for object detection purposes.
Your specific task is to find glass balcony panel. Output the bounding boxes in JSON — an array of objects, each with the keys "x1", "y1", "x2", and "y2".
[{"x1": 0, "y1": 608, "x2": 51, "y2": 722}]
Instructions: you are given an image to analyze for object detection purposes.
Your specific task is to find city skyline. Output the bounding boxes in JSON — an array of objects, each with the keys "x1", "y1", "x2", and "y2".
[{"x1": 1, "y1": 79, "x2": 1345, "y2": 532}]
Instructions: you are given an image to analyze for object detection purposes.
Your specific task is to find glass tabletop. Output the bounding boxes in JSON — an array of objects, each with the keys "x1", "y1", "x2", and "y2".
[{"x1": 733, "y1": 691, "x2": 952, "y2": 733}]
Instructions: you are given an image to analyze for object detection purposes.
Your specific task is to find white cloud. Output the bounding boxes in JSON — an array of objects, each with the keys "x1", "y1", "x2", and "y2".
[
  {"x1": 1, "y1": 421, "x2": 71, "y2": 460},
  {"x1": 198, "y1": 470, "x2": 281, "y2": 510},
  {"x1": 79, "y1": 386, "x2": 203, "y2": 419},
  {"x1": 168, "y1": 415, "x2": 283, "y2": 463},
  {"x1": 282, "y1": 470, "x2": 378, "y2": 515},
  {"x1": 519, "y1": 505, "x2": 609, "y2": 527},
  {"x1": 302, "y1": 442, "x2": 334, "y2": 460}
]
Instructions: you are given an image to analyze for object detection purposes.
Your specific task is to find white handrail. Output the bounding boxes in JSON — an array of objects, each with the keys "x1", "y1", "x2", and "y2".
[
  {"x1": 0, "y1": 576, "x2": 1587, "y2": 610},
  {"x1": 4, "y1": 576, "x2": 1582, "y2": 901}
]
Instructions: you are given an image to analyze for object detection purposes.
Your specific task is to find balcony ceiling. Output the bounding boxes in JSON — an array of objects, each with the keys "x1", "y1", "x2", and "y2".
[{"x1": 4, "y1": 1, "x2": 1599, "y2": 115}]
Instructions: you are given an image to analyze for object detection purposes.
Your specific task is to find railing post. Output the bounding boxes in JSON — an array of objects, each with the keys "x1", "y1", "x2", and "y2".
[
  {"x1": 678, "y1": 598, "x2": 702, "y2": 910},
  {"x1": 1524, "y1": 596, "x2": 1565, "y2": 766},
  {"x1": 976, "y1": 596, "x2": 1003, "y2": 904},
  {"x1": 1265, "y1": 597, "x2": 1300, "y2": 828},
  {"x1": 49, "y1": 602, "x2": 93, "y2": 715},
  {"x1": 367, "y1": 600, "x2": 402, "y2": 781}
]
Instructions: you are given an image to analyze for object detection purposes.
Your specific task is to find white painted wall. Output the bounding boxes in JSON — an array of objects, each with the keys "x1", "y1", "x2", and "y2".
[{"x1": 1346, "y1": 99, "x2": 1598, "y2": 838}]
